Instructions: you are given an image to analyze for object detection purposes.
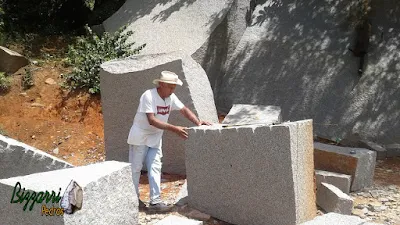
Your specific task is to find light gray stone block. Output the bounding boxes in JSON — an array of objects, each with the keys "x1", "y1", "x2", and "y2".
[
  {"x1": 316, "y1": 182, "x2": 353, "y2": 215},
  {"x1": 0, "y1": 46, "x2": 29, "y2": 74},
  {"x1": 221, "y1": 104, "x2": 282, "y2": 125},
  {"x1": 155, "y1": 215, "x2": 203, "y2": 225},
  {"x1": 0, "y1": 135, "x2": 73, "y2": 179},
  {"x1": 300, "y1": 213, "x2": 384, "y2": 225},
  {"x1": 315, "y1": 170, "x2": 351, "y2": 194},
  {"x1": 359, "y1": 140, "x2": 387, "y2": 160},
  {"x1": 100, "y1": 52, "x2": 219, "y2": 175},
  {"x1": 174, "y1": 180, "x2": 188, "y2": 206},
  {"x1": 314, "y1": 142, "x2": 376, "y2": 191},
  {"x1": 0, "y1": 161, "x2": 138, "y2": 225},
  {"x1": 184, "y1": 120, "x2": 316, "y2": 225}
]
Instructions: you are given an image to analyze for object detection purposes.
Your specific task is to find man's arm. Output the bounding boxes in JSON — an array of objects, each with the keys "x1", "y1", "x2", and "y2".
[
  {"x1": 146, "y1": 113, "x2": 188, "y2": 139},
  {"x1": 180, "y1": 106, "x2": 212, "y2": 126}
]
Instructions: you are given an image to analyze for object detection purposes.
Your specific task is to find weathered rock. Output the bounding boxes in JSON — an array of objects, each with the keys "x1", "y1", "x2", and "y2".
[
  {"x1": 174, "y1": 180, "x2": 188, "y2": 206},
  {"x1": 100, "y1": 52, "x2": 219, "y2": 175},
  {"x1": 0, "y1": 161, "x2": 138, "y2": 225},
  {"x1": 300, "y1": 213, "x2": 384, "y2": 225},
  {"x1": 31, "y1": 103, "x2": 45, "y2": 108},
  {"x1": 316, "y1": 182, "x2": 353, "y2": 215},
  {"x1": 45, "y1": 78, "x2": 57, "y2": 85},
  {"x1": 221, "y1": 104, "x2": 282, "y2": 125},
  {"x1": 386, "y1": 143, "x2": 400, "y2": 158},
  {"x1": 155, "y1": 215, "x2": 203, "y2": 225},
  {"x1": 314, "y1": 142, "x2": 376, "y2": 191},
  {"x1": 185, "y1": 120, "x2": 316, "y2": 225},
  {"x1": 0, "y1": 135, "x2": 72, "y2": 179},
  {"x1": 315, "y1": 170, "x2": 351, "y2": 194},
  {"x1": 0, "y1": 46, "x2": 29, "y2": 74},
  {"x1": 187, "y1": 210, "x2": 211, "y2": 221},
  {"x1": 358, "y1": 140, "x2": 387, "y2": 160}
]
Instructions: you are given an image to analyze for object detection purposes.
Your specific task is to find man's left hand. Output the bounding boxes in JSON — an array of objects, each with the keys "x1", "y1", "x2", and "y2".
[{"x1": 197, "y1": 120, "x2": 212, "y2": 126}]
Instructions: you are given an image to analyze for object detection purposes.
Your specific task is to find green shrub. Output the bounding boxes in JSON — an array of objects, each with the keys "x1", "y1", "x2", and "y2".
[
  {"x1": 63, "y1": 25, "x2": 145, "y2": 94},
  {"x1": 21, "y1": 67, "x2": 34, "y2": 90},
  {"x1": 0, "y1": 72, "x2": 11, "y2": 92}
]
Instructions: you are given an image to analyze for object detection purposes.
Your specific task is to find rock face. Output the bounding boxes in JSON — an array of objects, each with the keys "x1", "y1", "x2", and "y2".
[
  {"x1": 314, "y1": 142, "x2": 376, "y2": 191},
  {"x1": 184, "y1": 120, "x2": 316, "y2": 225},
  {"x1": 100, "y1": 52, "x2": 218, "y2": 175},
  {"x1": 222, "y1": 104, "x2": 282, "y2": 125},
  {"x1": 0, "y1": 46, "x2": 29, "y2": 74},
  {"x1": 0, "y1": 161, "x2": 138, "y2": 225},
  {"x1": 0, "y1": 135, "x2": 73, "y2": 179}
]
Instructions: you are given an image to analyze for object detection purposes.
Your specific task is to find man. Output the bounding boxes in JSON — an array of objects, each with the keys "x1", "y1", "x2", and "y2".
[{"x1": 127, "y1": 71, "x2": 211, "y2": 212}]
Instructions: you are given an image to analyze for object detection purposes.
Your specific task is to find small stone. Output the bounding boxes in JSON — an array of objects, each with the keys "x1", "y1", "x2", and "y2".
[
  {"x1": 62, "y1": 156, "x2": 68, "y2": 159},
  {"x1": 31, "y1": 135, "x2": 35, "y2": 139},
  {"x1": 53, "y1": 148, "x2": 59, "y2": 154},
  {"x1": 379, "y1": 197, "x2": 389, "y2": 202},
  {"x1": 187, "y1": 209, "x2": 210, "y2": 221},
  {"x1": 19, "y1": 92, "x2": 27, "y2": 97},
  {"x1": 362, "y1": 208, "x2": 369, "y2": 214},
  {"x1": 31, "y1": 103, "x2": 45, "y2": 108},
  {"x1": 355, "y1": 204, "x2": 365, "y2": 209},
  {"x1": 45, "y1": 78, "x2": 57, "y2": 85}
]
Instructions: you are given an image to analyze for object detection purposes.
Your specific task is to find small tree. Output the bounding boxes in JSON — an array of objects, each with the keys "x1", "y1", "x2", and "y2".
[{"x1": 63, "y1": 25, "x2": 145, "y2": 94}]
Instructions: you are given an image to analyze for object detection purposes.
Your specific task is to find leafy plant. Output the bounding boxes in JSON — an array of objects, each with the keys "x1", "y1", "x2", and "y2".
[
  {"x1": 0, "y1": 72, "x2": 11, "y2": 92},
  {"x1": 63, "y1": 25, "x2": 145, "y2": 94},
  {"x1": 21, "y1": 67, "x2": 34, "y2": 90}
]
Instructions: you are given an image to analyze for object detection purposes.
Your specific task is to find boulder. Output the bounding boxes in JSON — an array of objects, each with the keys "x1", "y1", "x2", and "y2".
[{"x1": 0, "y1": 46, "x2": 29, "y2": 74}]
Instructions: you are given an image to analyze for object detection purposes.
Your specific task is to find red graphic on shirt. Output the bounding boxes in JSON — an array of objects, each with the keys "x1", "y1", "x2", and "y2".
[{"x1": 157, "y1": 106, "x2": 170, "y2": 115}]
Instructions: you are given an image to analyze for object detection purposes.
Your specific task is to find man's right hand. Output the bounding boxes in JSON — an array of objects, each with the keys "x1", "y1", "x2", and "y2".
[{"x1": 173, "y1": 126, "x2": 188, "y2": 139}]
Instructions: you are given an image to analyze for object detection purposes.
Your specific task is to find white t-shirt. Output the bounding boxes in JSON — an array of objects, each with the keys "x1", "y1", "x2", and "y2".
[{"x1": 127, "y1": 88, "x2": 185, "y2": 149}]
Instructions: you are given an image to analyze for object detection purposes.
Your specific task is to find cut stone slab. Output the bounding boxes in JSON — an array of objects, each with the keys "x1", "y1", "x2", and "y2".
[
  {"x1": 314, "y1": 142, "x2": 376, "y2": 191},
  {"x1": 221, "y1": 104, "x2": 282, "y2": 125},
  {"x1": 184, "y1": 120, "x2": 316, "y2": 225},
  {"x1": 386, "y1": 143, "x2": 400, "y2": 158},
  {"x1": 0, "y1": 46, "x2": 29, "y2": 74},
  {"x1": 358, "y1": 140, "x2": 387, "y2": 160},
  {"x1": 300, "y1": 213, "x2": 384, "y2": 225},
  {"x1": 315, "y1": 170, "x2": 351, "y2": 194},
  {"x1": 155, "y1": 215, "x2": 203, "y2": 225},
  {"x1": 174, "y1": 180, "x2": 188, "y2": 206},
  {"x1": 0, "y1": 134, "x2": 73, "y2": 179},
  {"x1": 100, "y1": 52, "x2": 219, "y2": 175},
  {"x1": 0, "y1": 161, "x2": 138, "y2": 225},
  {"x1": 316, "y1": 182, "x2": 353, "y2": 215},
  {"x1": 103, "y1": 0, "x2": 233, "y2": 57}
]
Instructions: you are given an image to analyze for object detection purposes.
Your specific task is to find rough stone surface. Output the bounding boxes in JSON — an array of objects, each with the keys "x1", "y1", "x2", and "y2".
[
  {"x1": 221, "y1": 104, "x2": 282, "y2": 125},
  {"x1": 385, "y1": 144, "x2": 400, "y2": 158},
  {"x1": 174, "y1": 180, "x2": 188, "y2": 206},
  {"x1": 359, "y1": 141, "x2": 387, "y2": 160},
  {"x1": 184, "y1": 120, "x2": 316, "y2": 225},
  {"x1": 0, "y1": 161, "x2": 138, "y2": 225},
  {"x1": 314, "y1": 142, "x2": 376, "y2": 191},
  {"x1": 315, "y1": 170, "x2": 351, "y2": 194},
  {"x1": 316, "y1": 182, "x2": 353, "y2": 215},
  {"x1": 0, "y1": 46, "x2": 29, "y2": 74},
  {"x1": 154, "y1": 215, "x2": 203, "y2": 225},
  {"x1": 300, "y1": 213, "x2": 384, "y2": 225},
  {"x1": 0, "y1": 134, "x2": 73, "y2": 179},
  {"x1": 100, "y1": 52, "x2": 219, "y2": 175},
  {"x1": 103, "y1": 0, "x2": 233, "y2": 57},
  {"x1": 212, "y1": 0, "x2": 400, "y2": 146}
]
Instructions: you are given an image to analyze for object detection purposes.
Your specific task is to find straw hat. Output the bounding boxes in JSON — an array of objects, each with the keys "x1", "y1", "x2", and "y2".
[{"x1": 152, "y1": 71, "x2": 183, "y2": 86}]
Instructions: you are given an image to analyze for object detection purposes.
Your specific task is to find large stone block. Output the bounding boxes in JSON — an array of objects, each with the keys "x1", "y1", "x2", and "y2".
[
  {"x1": 316, "y1": 182, "x2": 353, "y2": 215},
  {"x1": 0, "y1": 161, "x2": 138, "y2": 225},
  {"x1": 184, "y1": 120, "x2": 316, "y2": 225},
  {"x1": 0, "y1": 46, "x2": 29, "y2": 74},
  {"x1": 300, "y1": 213, "x2": 384, "y2": 225},
  {"x1": 358, "y1": 140, "x2": 387, "y2": 160},
  {"x1": 221, "y1": 104, "x2": 282, "y2": 125},
  {"x1": 0, "y1": 135, "x2": 73, "y2": 179},
  {"x1": 100, "y1": 52, "x2": 219, "y2": 175},
  {"x1": 314, "y1": 142, "x2": 376, "y2": 191},
  {"x1": 315, "y1": 170, "x2": 351, "y2": 194}
]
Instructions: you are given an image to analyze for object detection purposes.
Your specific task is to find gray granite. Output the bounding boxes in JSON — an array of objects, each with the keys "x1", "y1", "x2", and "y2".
[
  {"x1": 184, "y1": 120, "x2": 316, "y2": 225},
  {"x1": 0, "y1": 161, "x2": 138, "y2": 225},
  {"x1": 100, "y1": 52, "x2": 219, "y2": 175},
  {"x1": 221, "y1": 104, "x2": 282, "y2": 125},
  {"x1": 314, "y1": 142, "x2": 376, "y2": 191},
  {"x1": 386, "y1": 143, "x2": 400, "y2": 158},
  {"x1": 174, "y1": 180, "x2": 188, "y2": 206},
  {"x1": 300, "y1": 213, "x2": 384, "y2": 225},
  {"x1": 155, "y1": 215, "x2": 203, "y2": 225},
  {"x1": 359, "y1": 141, "x2": 387, "y2": 160},
  {"x1": 316, "y1": 182, "x2": 353, "y2": 215},
  {"x1": 0, "y1": 134, "x2": 73, "y2": 179},
  {"x1": 315, "y1": 170, "x2": 352, "y2": 194}
]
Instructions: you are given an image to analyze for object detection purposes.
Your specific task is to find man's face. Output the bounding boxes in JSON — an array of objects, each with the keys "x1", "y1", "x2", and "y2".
[{"x1": 159, "y1": 82, "x2": 177, "y2": 97}]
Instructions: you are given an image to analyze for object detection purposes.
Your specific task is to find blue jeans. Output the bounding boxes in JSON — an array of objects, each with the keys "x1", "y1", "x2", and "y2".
[{"x1": 129, "y1": 145, "x2": 162, "y2": 204}]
